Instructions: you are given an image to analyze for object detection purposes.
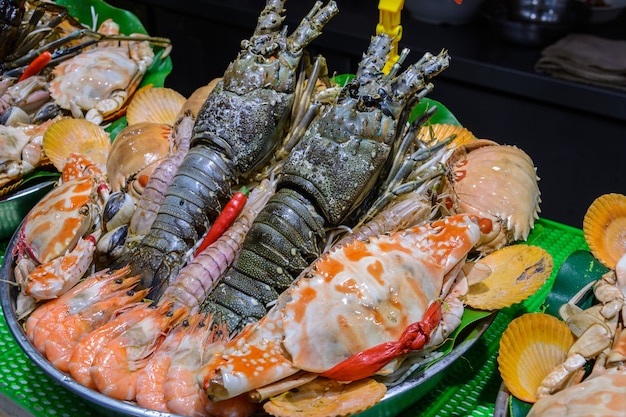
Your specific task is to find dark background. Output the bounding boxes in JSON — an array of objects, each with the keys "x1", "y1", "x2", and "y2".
[{"x1": 108, "y1": 0, "x2": 626, "y2": 228}]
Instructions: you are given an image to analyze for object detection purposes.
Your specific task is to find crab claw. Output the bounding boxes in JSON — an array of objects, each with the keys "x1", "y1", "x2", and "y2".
[{"x1": 320, "y1": 300, "x2": 443, "y2": 382}]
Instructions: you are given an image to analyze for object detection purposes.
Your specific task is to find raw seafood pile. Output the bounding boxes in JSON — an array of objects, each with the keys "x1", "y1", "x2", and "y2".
[{"x1": 4, "y1": 1, "x2": 551, "y2": 417}]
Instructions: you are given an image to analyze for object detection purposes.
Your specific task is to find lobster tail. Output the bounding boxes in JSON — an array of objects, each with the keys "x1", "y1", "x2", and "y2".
[
  {"x1": 123, "y1": 145, "x2": 237, "y2": 294},
  {"x1": 203, "y1": 188, "x2": 326, "y2": 333}
]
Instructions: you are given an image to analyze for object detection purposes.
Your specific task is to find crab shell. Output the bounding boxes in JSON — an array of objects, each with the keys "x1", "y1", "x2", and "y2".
[
  {"x1": 19, "y1": 176, "x2": 104, "y2": 264},
  {"x1": 0, "y1": 120, "x2": 55, "y2": 189},
  {"x1": 444, "y1": 139, "x2": 541, "y2": 253},
  {"x1": 106, "y1": 122, "x2": 172, "y2": 199},
  {"x1": 48, "y1": 20, "x2": 154, "y2": 124},
  {"x1": 527, "y1": 367, "x2": 626, "y2": 417},
  {"x1": 49, "y1": 47, "x2": 141, "y2": 117},
  {"x1": 201, "y1": 214, "x2": 488, "y2": 401}
]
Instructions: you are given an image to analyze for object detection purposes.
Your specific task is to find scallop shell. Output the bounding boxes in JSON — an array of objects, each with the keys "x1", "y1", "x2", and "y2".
[
  {"x1": 263, "y1": 377, "x2": 387, "y2": 417},
  {"x1": 126, "y1": 87, "x2": 187, "y2": 126},
  {"x1": 498, "y1": 313, "x2": 575, "y2": 403},
  {"x1": 417, "y1": 123, "x2": 476, "y2": 148},
  {"x1": 106, "y1": 122, "x2": 172, "y2": 192},
  {"x1": 462, "y1": 244, "x2": 553, "y2": 310},
  {"x1": 583, "y1": 193, "x2": 626, "y2": 270},
  {"x1": 42, "y1": 118, "x2": 111, "y2": 173}
]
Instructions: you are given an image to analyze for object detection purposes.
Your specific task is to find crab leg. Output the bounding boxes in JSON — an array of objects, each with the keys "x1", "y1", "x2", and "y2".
[{"x1": 23, "y1": 233, "x2": 100, "y2": 300}]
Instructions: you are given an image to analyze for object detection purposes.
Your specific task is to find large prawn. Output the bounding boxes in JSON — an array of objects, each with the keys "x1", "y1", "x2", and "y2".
[
  {"x1": 89, "y1": 301, "x2": 187, "y2": 401},
  {"x1": 25, "y1": 267, "x2": 131, "y2": 353},
  {"x1": 202, "y1": 33, "x2": 451, "y2": 335},
  {"x1": 119, "y1": 0, "x2": 338, "y2": 296}
]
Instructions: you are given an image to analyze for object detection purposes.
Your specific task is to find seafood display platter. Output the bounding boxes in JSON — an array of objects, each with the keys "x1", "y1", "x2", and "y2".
[
  {"x1": 0, "y1": 218, "x2": 590, "y2": 417},
  {"x1": 0, "y1": 2, "x2": 593, "y2": 417}
]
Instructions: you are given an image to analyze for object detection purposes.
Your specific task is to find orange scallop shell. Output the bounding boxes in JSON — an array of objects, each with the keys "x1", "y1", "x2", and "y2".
[
  {"x1": 417, "y1": 123, "x2": 476, "y2": 148},
  {"x1": 263, "y1": 377, "x2": 387, "y2": 417},
  {"x1": 462, "y1": 244, "x2": 553, "y2": 310},
  {"x1": 498, "y1": 313, "x2": 575, "y2": 403},
  {"x1": 42, "y1": 118, "x2": 111, "y2": 172},
  {"x1": 126, "y1": 87, "x2": 187, "y2": 126},
  {"x1": 583, "y1": 193, "x2": 626, "y2": 270}
]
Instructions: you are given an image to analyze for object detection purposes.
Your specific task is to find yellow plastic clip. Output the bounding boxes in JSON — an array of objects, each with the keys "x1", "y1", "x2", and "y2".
[{"x1": 376, "y1": 0, "x2": 404, "y2": 74}]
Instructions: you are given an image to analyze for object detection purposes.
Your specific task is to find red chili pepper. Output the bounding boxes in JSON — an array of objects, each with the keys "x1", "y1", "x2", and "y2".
[
  {"x1": 18, "y1": 51, "x2": 52, "y2": 82},
  {"x1": 319, "y1": 301, "x2": 443, "y2": 382},
  {"x1": 194, "y1": 186, "x2": 249, "y2": 257}
]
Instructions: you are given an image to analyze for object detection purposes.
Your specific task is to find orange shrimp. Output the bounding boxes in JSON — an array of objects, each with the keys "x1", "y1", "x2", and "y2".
[
  {"x1": 135, "y1": 319, "x2": 188, "y2": 412},
  {"x1": 90, "y1": 303, "x2": 187, "y2": 401},
  {"x1": 68, "y1": 301, "x2": 156, "y2": 389},
  {"x1": 26, "y1": 266, "x2": 131, "y2": 353},
  {"x1": 45, "y1": 279, "x2": 149, "y2": 372},
  {"x1": 24, "y1": 266, "x2": 129, "y2": 338},
  {"x1": 164, "y1": 314, "x2": 217, "y2": 416}
]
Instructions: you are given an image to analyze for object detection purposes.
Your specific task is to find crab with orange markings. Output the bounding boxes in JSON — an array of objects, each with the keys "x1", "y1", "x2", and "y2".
[
  {"x1": 199, "y1": 214, "x2": 492, "y2": 407},
  {"x1": 13, "y1": 173, "x2": 109, "y2": 317},
  {"x1": 196, "y1": 209, "x2": 553, "y2": 417}
]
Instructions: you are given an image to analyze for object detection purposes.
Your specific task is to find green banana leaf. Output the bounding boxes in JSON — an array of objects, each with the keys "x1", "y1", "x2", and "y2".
[
  {"x1": 55, "y1": 0, "x2": 149, "y2": 34},
  {"x1": 16, "y1": 170, "x2": 60, "y2": 188},
  {"x1": 411, "y1": 98, "x2": 460, "y2": 126}
]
